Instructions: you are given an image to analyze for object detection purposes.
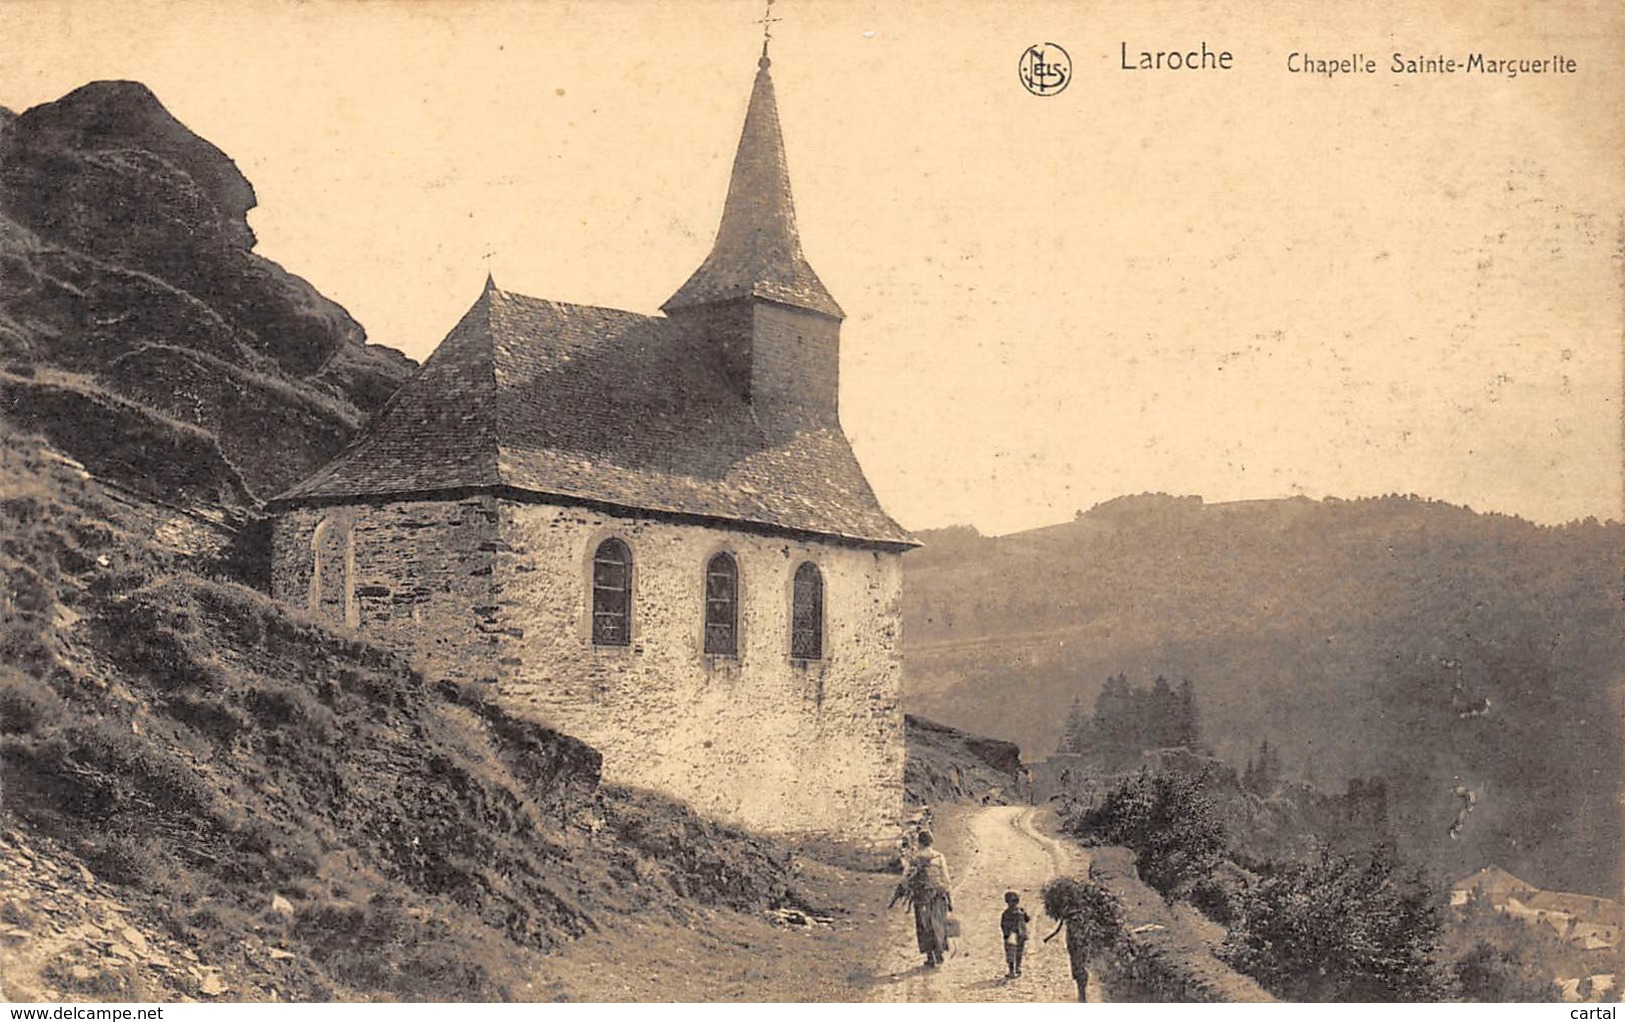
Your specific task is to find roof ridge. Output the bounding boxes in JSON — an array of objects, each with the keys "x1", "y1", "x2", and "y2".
[
  {"x1": 486, "y1": 287, "x2": 664, "y2": 323},
  {"x1": 272, "y1": 285, "x2": 913, "y2": 547}
]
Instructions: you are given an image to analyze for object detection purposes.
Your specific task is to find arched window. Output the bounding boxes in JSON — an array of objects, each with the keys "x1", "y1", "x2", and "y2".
[
  {"x1": 591, "y1": 538, "x2": 632, "y2": 646},
  {"x1": 703, "y1": 552, "x2": 739, "y2": 655},
  {"x1": 791, "y1": 562, "x2": 824, "y2": 660},
  {"x1": 310, "y1": 516, "x2": 357, "y2": 628}
]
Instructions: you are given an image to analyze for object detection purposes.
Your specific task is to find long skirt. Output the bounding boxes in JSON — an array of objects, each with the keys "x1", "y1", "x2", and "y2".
[{"x1": 912, "y1": 888, "x2": 951, "y2": 955}]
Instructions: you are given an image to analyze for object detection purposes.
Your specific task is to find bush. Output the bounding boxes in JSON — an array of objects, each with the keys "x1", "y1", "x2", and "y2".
[
  {"x1": 1221, "y1": 845, "x2": 1449, "y2": 1001},
  {"x1": 161, "y1": 693, "x2": 249, "y2": 741},
  {"x1": 83, "y1": 833, "x2": 178, "y2": 891},
  {"x1": 0, "y1": 669, "x2": 64, "y2": 736},
  {"x1": 1188, "y1": 873, "x2": 1245, "y2": 926},
  {"x1": 1041, "y1": 875, "x2": 1123, "y2": 943},
  {"x1": 1063, "y1": 769, "x2": 1229, "y2": 899},
  {"x1": 1453, "y1": 939, "x2": 1560, "y2": 1002}
]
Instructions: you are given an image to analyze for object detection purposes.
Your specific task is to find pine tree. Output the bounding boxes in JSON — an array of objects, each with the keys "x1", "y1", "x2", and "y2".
[
  {"x1": 1056, "y1": 696, "x2": 1090, "y2": 755},
  {"x1": 1150, "y1": 675, "x2": 1177, "y2": 747},
  {"x1": 1176, "y1": 677, "x2": 1200, "y2": 748},
  {"x1": 1094, "y1": 673, "x2": 1134, "y2": 767},
  {"x1": 1256, "y1": 739, "x2": 1281, "y2": 793},
  {"x1": 1246, "y1": 738, "x2": 1282, "y2": 794}
]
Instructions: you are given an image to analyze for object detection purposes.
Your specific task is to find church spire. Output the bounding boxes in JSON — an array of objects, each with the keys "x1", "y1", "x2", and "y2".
[{"x1": 662, "y1": 51, "x2": 842, "y2": 319}]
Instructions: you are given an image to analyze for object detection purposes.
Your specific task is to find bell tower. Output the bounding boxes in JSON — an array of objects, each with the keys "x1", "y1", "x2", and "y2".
[{"x1": 662, "y1": 51, "x2": 843, "y2": 435}]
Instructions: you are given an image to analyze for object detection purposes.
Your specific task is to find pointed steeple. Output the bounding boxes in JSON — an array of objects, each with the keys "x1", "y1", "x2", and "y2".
[{"x1": 663, "y1": 54, "x2": 842, "y2": 319}]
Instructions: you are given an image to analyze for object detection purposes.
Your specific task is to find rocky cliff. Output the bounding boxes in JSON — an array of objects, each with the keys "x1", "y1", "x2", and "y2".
[
  {"x1": 0, "y1": 81, "x2": 414, "y2": 505},
  {"x1": 903, "y1": 714, "x2": 1023, "y2": 806}
]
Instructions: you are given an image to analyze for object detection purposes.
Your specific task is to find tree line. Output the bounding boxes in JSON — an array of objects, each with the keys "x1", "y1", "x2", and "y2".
[{"x1": 1056, "y1": 674, "x2": 1201, "y2": 769}]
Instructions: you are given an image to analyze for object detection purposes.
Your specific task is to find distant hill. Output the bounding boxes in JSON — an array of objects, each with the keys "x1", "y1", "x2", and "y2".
[
  {"x1": 0, "y1": 81, "x2": 413, "y2": 504},
  {"x1": 903, "y1": 494, "x2": 1623, "y2": 897}
]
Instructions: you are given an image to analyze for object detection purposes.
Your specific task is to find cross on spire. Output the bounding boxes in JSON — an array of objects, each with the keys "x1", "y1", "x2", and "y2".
[
  {"x1": 757, "y1": 0, "x2": 782, "y2": 62},
  {"x1": 661, "y1": 15, "x2": 843, "y2": 321}
]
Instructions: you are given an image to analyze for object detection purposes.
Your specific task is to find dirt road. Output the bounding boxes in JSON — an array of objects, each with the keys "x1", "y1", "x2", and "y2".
[{"x1": 870, "y1": 805, "x2": 1105, "y2": 1002}]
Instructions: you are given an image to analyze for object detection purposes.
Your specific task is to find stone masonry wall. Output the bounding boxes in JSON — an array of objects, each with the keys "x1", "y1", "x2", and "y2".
[
  {"x1": 268, "y1": 497, "x2": 500, "y2": 684},
  {"x1": 491, "y1": 501, "x2": 906, "y2": 844},
  {"x1": 270, "y1": 496, "x2": 907, "y2": 844},
  {"x1": 750, "y1": 302, "x2": 840, "y2": 434}
]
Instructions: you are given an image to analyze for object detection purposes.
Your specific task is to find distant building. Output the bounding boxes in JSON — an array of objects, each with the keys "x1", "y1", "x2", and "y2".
[
  {"x1": 1450, "y1": 865, "x2": 1536, "y2": 907},
  {"x1": 1453, "y1": 867, "x2": 1621, "y2": 951},
  {"x1": 265, "y1": 50, "x2": 914, "y2": 843},
  {"x1": 1525, "y1": 890, "x2": 1625, "y2": 929}
]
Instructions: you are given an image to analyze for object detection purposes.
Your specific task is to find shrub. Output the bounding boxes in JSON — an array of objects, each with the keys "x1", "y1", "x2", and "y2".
[
  {"x1": 1188, "y1": 873, "x2": 1245, "y2": 926},
  {"x1": 1221, "y1": 845, "x2": 1449, "y2": 1001},
  {"x1": 83, "y1": 833, "x2": 178, "y2": 891},
  {"x1": 1063, "y1": 769, "x2": 1229, "y2": 899},
  {"x1": 1453, "y1": 940, "x2": 1560, "y2": 1002},
  {"x1": 247, "y1": 682, "x2": 336, "y2": 738},
  {"x1": 56, "y1": 719, "x2": 231, "y2": 828},
  {"x1": 161, "y1": 693, "x2": 249, "y2": 741},
  {"x1": 0, "y1": 669, "x2": 64, "y2": 736}
]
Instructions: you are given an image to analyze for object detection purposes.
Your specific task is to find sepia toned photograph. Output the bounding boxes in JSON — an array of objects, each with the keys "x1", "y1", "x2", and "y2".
[{"x1": 0, "y1": 0, "x2": 1620, "y2": 1005}]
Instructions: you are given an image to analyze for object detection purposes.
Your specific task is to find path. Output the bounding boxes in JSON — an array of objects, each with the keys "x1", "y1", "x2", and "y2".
[{"x1": 870, "y1": 805, "x2": 1105, "y2": 1002}]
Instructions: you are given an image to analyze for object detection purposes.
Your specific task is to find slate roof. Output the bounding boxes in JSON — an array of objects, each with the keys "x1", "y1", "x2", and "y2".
[
  {"x1": 662, "y1": 56, "x2": 842, "y2": 319},
  {"x1": 271, "y1": 282, "x2": 913, "y2": 547},
  {"x1": 271, "y1": 55, "x2": 907, "y2": 547}
]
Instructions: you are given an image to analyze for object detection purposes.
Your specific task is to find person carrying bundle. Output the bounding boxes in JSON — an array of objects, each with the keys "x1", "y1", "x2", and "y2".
[{"x1": 891, "y1": 830, "x2": 954, "y2": 968}]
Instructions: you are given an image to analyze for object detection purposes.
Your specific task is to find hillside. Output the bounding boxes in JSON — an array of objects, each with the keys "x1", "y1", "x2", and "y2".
[
  {"x1": 0, "y1": 81, "x2": 413, "y2": 504},
  {"x1": 903, "y1": 494, "x2": 1623, "y2": 897},
  {"x1": 0, "y1": 81, "x2": 899, "y2": 1003},
  {"x1": 0, "y1": 431, "x2": 831, "y2": 1000}
]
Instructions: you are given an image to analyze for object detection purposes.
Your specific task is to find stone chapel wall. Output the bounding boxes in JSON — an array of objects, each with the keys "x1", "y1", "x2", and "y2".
[
  {"x1": 270, "y1": 496, "x2": 908, "y2": 843},
  {"x1": 492, "y1": 501, "x2": 906, "y2": 845},
  {"x1": 269, "y1": 496, "x2": 501, "y2": 684}
]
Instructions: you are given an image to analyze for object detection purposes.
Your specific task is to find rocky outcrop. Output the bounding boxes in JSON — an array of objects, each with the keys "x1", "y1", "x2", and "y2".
[
  {"x1": 0, "y1": 80, "x2": 414, "y2": 503},
  {"x1": 0, "y1": 369, "x2": 253, "y2": 508},
  {"x1": 904, "y1": 714, "x2": 1023, "y2": 806}
]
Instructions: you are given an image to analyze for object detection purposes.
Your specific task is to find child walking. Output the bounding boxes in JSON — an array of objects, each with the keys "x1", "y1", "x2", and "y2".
[{"x1": 1000, "y1": 890, "x2": 1031, "y2": 978}]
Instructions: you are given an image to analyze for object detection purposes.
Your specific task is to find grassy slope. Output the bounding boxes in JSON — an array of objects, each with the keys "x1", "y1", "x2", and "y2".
[{"x1": 0, "y1": 429, "x2": 897, "y2": 1001}]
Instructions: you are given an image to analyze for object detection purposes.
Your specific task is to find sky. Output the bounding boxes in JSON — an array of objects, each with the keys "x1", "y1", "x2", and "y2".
[{"x1": 4, "y1": 0, "x2": 1621, "y2": 535}]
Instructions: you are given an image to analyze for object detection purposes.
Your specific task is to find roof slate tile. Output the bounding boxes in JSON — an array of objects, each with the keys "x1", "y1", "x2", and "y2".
[{"x1": 272, "y1": 285, "x2": 912, "y2": 547}]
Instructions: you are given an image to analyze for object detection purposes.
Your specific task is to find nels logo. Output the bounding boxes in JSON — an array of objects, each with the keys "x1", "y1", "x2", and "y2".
[{"x1": 1019, "y1": 43, "x2": 1072, "y2": 96}]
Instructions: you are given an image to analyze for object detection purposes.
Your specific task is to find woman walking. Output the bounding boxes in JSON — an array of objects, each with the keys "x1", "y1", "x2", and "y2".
[{"x1": 892, "y1": 830, "x2": 954, "y2": 967}]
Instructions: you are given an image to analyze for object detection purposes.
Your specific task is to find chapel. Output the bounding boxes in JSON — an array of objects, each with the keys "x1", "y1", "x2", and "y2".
[{"x1": 266, "y1": 51, "x2": 914, "y2": 842}]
